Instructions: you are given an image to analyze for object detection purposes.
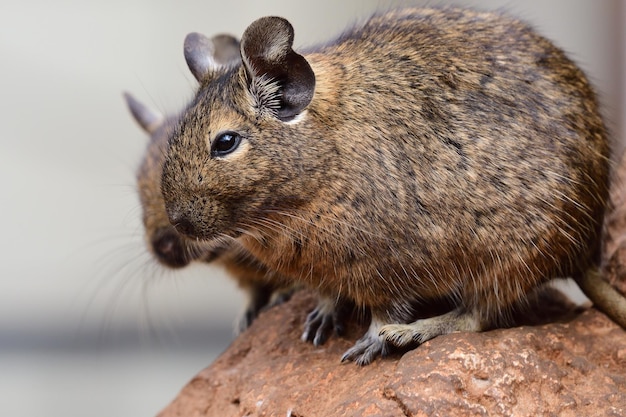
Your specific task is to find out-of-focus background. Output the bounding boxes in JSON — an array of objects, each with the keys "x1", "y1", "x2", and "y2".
[{"x1": 0, "y1": 0, "x2": 623, "y2": 416}]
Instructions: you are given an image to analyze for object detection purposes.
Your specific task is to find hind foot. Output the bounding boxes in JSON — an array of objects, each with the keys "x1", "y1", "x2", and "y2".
[
  {"x1": 379, "y1": 308, "x2": 482, "y2": 347},
  {"x1": 341, "y1": 319, "x2": 390, "y2": 366}
]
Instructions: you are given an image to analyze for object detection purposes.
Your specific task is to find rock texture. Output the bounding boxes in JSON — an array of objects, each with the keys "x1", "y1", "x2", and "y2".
[
  {"x1": 158, "y1": 153, "x2": 626, "y2": 417},
  {"x1": 158, "y1": 291, "x2": 626, "y2": 417}
]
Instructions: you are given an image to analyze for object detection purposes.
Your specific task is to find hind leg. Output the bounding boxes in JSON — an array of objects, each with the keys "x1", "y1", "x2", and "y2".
[
  {"x1": 340, "y1": 315, "x2": 391, "y2": 366},
  {"x1": 379, "y1": 307, "x2": 482, "y2": 347}
]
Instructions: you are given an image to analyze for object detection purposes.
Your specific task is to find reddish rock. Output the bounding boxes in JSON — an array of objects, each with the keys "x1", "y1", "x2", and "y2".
[{"x1": 158, "y1": 291, "x2": 626, "y2": 417}]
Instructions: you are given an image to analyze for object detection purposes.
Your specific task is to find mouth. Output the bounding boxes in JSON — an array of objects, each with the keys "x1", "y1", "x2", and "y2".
[{"x1": 151, "y1": 229, "x2": 191, "y2": 268}]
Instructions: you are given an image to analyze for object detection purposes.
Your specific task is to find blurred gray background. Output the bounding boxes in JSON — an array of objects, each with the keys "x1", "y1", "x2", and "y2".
[{"x1": 0, "y1": 0, "x2": 624, "y2": 416}]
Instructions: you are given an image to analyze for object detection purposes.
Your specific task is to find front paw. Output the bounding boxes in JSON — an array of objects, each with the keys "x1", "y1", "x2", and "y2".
[
  {"x1": 379, "y1": 307, "x2": 482, "y2": 347},
  {"x1": 301, "y1": 297, "x2": 346, "y2": 346}
]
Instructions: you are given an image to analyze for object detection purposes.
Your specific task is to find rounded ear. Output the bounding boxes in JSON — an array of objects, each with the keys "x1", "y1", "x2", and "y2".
[
  {"x1": 184, "y1": 33, "x2": 241, "y2": 82},
  {"x1": 241, "y1": 17, "x2": 315, "y2": 121},
  {"x1": 123, "y1": 92, "x2": 164, "y2": 134}
]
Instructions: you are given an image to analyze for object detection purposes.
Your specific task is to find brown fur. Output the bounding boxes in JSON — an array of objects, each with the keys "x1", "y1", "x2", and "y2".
[
  {"x1": 126, "y1": 92, "x2": 293, "y2": 333},
  {"x1": 161, "y1": 7, "x2": 620, "y2": 364}
]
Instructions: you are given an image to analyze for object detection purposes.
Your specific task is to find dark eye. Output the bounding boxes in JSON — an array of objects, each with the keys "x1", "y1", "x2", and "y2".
[{"x1": 211, "y1": 132, "x2": 242, "y2": 157}]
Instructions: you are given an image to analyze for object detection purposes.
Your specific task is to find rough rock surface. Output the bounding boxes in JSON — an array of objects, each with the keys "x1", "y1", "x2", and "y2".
[{"x1": 158, "y1": 291, "x2": 626, "y2": 417}]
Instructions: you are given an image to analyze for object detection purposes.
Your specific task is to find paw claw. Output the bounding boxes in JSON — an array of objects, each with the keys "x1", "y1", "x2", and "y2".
[
  {"x1": 340, "y1": 351, "x2": 352, "y2": 363},
  {"x1": 340, "y1": 341, "x2": 382, "y2": 366},
  {"x1": 302, "y1": 297, "x2": 343, "y2": 346},
  {"x1": 340, "y1": 320, "x2": 388, "y2": 365},
  {"x1": 379, "y1": 324, "x2": 416, "y2": 347}
]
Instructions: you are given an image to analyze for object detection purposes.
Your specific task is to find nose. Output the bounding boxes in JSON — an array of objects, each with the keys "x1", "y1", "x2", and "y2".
[
  {"x1": 173, "y1": 216, "x2": 198, "y2": 237},
  {"x1": 152, "y1": 230, "x2": 189, "y2": 268},
  {"x1": 167, "y1": 209, "x2": 201, "y2": 238}
]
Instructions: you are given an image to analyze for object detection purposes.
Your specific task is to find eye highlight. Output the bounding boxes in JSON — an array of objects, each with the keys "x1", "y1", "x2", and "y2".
[{"x1": 211, "y1": 131, "x2": 242, "y2": 157}]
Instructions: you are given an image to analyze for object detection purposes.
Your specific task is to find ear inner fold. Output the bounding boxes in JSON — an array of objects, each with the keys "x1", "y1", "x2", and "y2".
[{"x1": 241, "y1": 16, "x2": 316, "y2": 121}]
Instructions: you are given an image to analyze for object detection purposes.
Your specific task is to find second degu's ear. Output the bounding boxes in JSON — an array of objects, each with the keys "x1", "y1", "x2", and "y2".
[
  {"x1": 240, "y1": 17, "x2": 315, "y2": 122},
  {"x1": 123, "y1": 92, "x2": 164, "y2": 134},
  {"x1": 184, "y1": 33, "x2": 241, "y2": 82}
]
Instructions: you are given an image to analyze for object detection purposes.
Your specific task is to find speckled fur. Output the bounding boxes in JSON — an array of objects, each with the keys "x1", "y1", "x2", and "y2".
[
  {"x1": 129, "y1": 94, "x2": 293, "y2": 332},
  {"x1": 161, "y1": 8, "x2": 615, "y2": 364}
]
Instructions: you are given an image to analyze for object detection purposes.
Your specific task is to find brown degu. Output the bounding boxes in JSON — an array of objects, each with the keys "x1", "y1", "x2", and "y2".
[
  {"x1": 125, "y1": 85, "x2": 293, "y2": 333},
  {"x1": 160, "y1": 7, "x2": 626, "y2": 365}
]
